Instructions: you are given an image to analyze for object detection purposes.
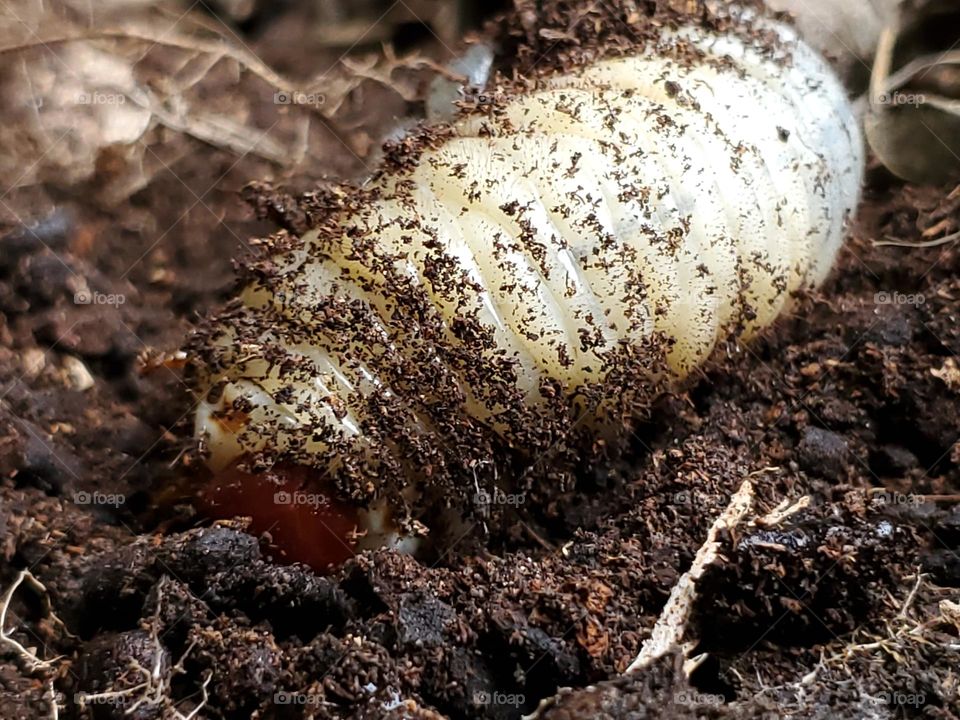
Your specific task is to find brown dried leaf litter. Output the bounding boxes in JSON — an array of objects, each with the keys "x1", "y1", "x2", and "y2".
[{"x1": 0, "y1": 0, "x2": 446, "y2": 207}]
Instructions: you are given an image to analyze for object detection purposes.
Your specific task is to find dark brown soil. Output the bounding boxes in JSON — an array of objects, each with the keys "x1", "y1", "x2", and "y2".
[{"x1": 2, "y1": 2, "x2": 960, "y2": 719}]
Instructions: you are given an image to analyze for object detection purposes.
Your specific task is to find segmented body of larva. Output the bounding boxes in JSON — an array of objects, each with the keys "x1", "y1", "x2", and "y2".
[{"x1": 190, "y1": 3, "x2": 863, "y2": 561}]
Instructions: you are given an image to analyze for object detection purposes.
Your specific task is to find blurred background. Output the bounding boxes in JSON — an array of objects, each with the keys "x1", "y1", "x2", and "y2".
[{"x1": 0, "y1": 0, "x2": 507, "y2": 229}]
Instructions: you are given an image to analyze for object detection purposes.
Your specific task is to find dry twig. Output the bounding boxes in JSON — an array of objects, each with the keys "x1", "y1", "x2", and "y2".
[
  {"x1": 0, "y1": 570, "x2": 65, "y2": 719},
  {"x1": 626, "y1": 478, "x2": 755, "y2": 674}
]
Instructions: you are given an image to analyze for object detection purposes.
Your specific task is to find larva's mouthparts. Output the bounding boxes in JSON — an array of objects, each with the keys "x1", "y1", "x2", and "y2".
[
  {"x1": 189, "y1": 2, "x2": 864, "y2": 571},
  {"x1": 196, "y1": 461, "x2": 419, "y2": 571}
]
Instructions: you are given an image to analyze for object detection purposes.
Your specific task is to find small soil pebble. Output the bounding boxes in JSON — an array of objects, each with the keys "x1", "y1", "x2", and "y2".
[{"x1": 797, "y1": 426, "x2": 851, "y2": 482}]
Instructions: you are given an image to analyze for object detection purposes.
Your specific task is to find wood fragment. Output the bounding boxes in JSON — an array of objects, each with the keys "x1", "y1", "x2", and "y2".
[{"x1": 625, "y1": 478, "x2": 755, "y2": 674}]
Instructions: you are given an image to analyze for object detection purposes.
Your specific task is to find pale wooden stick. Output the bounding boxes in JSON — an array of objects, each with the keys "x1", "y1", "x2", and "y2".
[{"x1": 626, "y1": 478, "x2": 755, "y2": 674}]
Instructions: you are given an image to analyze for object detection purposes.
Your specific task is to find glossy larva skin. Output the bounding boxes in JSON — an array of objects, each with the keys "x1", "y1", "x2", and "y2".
[{"x1": 194, "y1": 13, "x2": 862, "y2": 529}]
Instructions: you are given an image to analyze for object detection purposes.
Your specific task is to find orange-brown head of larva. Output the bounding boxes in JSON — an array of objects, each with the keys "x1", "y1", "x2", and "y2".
[{"x1": 189, "y1": 3, "x2": 863, "y2": 572}]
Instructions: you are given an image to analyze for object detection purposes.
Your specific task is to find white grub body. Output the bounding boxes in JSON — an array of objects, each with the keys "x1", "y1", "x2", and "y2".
[{"x1": 193, "y1": 6, "x2": 863, "y2": 538}]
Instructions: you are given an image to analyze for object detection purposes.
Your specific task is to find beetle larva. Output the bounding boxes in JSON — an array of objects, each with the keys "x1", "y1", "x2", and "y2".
[{"x1": 190, "y1": 3, "x2": 863, "y2": 565}]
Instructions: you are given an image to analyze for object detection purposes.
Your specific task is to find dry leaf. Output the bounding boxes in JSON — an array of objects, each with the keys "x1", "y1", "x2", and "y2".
[{"x1": 0, "y1": 0, "x2": 438, "y2": 206}]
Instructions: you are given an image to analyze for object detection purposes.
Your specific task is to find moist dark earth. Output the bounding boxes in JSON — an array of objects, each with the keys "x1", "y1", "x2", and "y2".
[{"x1": 2, "y1": 2, "x2": 960, "y2": 720}]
